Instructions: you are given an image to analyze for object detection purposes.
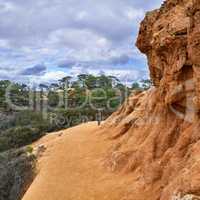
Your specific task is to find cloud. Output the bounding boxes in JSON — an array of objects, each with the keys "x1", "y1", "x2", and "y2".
[
  {"x1": 29, "y1": 71, "x2": 67, "y2": 85},
  {"x1": 0, "y1": 0, "x2": 163, "y2": 84},
  {"x1": 0, "y1": 1, "x2": 17, "y2": 13},
  {"x1": 40, "y1": 71, "x2": 67, "y2": 83},
  {"x1": 68, "y1": 63, "x2": 149, "y2": 85},
  {"x1": 57, "y1": 60, "x2": 77, "y2": 68},
  {"x1": 21, "y1": 64, "x2": 46, "y2": 76},
  {"x1": 57, "y1": 54, "x2": 131, "y2": 69},
  {"x1": 109, "y1": 55, "x2": 131, "y2": 65}
]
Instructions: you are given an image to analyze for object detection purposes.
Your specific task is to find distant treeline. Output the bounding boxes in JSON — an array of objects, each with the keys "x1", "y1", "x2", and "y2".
[{"x1": 0, "y1": 74, "x2": 152, "y2": 152}]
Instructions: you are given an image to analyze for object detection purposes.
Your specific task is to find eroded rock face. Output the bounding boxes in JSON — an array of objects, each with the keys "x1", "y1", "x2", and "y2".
[
  {"x1": 137, "y1": 0, "x2": 196, "y2": 109},
  {"x1": 103, "y1": 0, "x2": 200, "y2": 199}
]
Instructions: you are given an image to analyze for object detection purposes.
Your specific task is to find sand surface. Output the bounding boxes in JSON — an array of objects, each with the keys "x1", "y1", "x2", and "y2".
[{"x1": 22, "y1": 122, "x2": 136, "y2": 200}]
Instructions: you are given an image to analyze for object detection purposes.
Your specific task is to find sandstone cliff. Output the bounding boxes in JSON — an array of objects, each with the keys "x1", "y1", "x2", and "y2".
[{"x1": 103, "y1": 0, "x2": 200, "y2": 199}]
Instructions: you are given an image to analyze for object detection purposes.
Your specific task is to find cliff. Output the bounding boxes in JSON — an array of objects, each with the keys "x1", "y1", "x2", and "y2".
[{"x1": 102, "y1": 0, "x2": 200, "y2": 199}]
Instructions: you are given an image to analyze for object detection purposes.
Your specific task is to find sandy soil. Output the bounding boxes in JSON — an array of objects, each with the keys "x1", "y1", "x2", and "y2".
[{"x1": 22, "y1": 122, "x2": 137, "y2": 200}]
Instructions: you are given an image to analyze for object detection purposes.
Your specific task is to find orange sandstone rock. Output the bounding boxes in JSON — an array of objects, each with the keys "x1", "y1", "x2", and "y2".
[{"x1": 103, "y1": 0, "x2": 200, "y2": 199}]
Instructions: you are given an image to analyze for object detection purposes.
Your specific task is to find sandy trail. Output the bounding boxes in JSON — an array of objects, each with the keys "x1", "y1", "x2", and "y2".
[{"x1": 22, "y1": 122, "x2": 136, "y2": 200}]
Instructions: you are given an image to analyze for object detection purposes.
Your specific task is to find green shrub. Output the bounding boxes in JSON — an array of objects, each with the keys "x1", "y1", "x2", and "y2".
[
  {"x1": 26, "y1": 146, "x2": 34, "y2": 154},
  {"x1": 0, "y1": 126, "x2": 45, "y2": 152},
  {"x1": 0, "y1": 148, "x2": 36, "y2": 200},
  {"x1": 0, "y1": 137, "x2": 10, "y2": 153}
]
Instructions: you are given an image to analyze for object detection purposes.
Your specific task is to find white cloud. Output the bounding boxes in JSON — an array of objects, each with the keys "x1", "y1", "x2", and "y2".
[
  {"x1": 0, "y1": 0, "x2": 163, "y2": 83},
  {"x1": 0, "y1": 39, "x2": 9, "y2": 48},
  {"x1": 42, "y1": 71, "x2": 67, "y2": 82},
  {"x1": 76, "y1": 11, "x2": 88, "y2": 21},
  {"x1": 29, "y1": 71, "x2": 67, "y2": 84},
  {"x1": 0, "y1": 1, "x2": 17, "y2": 13},
  {"x1": 68, "y1": 64, "x2": 148, "y2": 84},
  {"x1": 125, "y1": 8, "x2": 144, "y2": 21}
]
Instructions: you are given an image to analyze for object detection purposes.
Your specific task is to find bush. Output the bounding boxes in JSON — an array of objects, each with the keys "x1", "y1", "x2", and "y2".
[
  {"x1": 0, "y1": 127, "x2": 45, "y2": 152},
  {"x1": 26, "y1": 146, "x2": 33, "y2": 154},
  {"x1": 0, "y1": 110, "x2": 56, "y2": 152},
  {"x1": 0, "y1": 137, "x2": 10, "y2": 153},
  {"x1": 0, "y1": 148, "x2": 36, "y2": 200}
]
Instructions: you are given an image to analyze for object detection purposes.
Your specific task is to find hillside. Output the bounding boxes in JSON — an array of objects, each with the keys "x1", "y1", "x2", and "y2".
[{"x1": 23, "y1": 0, "x2": 200, "y2": 199}]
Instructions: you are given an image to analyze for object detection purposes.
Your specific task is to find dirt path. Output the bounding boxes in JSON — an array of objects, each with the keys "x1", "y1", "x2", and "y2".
[{"x1": 22, "y1": 122, "x2": 135, "y2": 200}]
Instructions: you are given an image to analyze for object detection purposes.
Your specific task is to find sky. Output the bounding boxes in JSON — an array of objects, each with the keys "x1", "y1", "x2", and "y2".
[{"x1": 0, "y1": 0, "x2": 163, "y2": 85}]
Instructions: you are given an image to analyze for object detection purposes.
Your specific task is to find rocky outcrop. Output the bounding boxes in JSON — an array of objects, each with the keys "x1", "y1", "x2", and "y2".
[{"x1": 103, "y1": 0, "x2": 200, "y2": 199}]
